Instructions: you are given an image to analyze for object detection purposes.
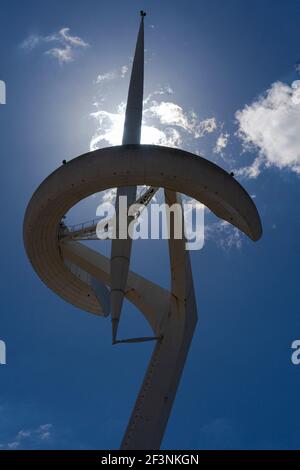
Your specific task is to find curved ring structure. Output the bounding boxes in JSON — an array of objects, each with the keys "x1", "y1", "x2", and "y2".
[{"x1": 23, "y1": 144, "x2": 262, "y2": 316}]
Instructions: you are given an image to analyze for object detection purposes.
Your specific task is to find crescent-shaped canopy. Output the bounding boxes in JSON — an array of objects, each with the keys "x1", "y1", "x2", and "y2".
[{"x1": 23, "y1": 144, "x2": 262, "y2": 315}]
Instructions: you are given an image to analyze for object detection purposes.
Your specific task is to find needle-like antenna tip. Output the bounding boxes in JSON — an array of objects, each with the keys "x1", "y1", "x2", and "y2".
[{"x1": 140, "y1": 11, "x2": 146, "y2": 17}]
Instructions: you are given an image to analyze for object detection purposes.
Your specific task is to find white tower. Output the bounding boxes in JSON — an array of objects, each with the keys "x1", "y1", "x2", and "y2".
[{"x1": 23, "y1": 12, "x2": 262, "y2": 450}]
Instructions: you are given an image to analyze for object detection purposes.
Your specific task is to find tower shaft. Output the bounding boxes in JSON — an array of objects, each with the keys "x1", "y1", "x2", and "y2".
[{"x1": 110, "y1": 13, "x2": 145, "y2": 343}]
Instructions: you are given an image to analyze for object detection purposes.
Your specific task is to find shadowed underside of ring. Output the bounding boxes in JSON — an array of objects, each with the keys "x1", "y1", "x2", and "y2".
[{"x1": 23, "y1": 144, "x2": 262, "y2": 316}]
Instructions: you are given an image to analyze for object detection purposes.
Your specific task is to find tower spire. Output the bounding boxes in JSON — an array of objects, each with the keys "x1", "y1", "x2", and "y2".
[
  {"x1": 110, "y1": 12, "x2": 146, "y2": 344},
  {"x1": 122, "y1": 11, "x2": 145, "y2": 144}
]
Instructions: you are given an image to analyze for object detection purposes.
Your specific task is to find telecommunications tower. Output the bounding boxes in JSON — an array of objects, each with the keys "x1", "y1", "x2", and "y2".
[{"x1": 24, "y1": 12, "x2": 262, "y2": 449}]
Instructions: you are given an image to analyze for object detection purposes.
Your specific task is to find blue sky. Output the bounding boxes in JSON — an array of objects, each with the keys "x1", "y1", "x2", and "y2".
[{"x1": 1, "y1": 0, "x2": 300, "y2": 450}]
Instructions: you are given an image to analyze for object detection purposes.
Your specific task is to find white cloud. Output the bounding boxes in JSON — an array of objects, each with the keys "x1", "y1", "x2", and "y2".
[
  {"x1": 90, "y1": 94, "x2": 216, "y2": 152},
  {"x1": 147, "y1": 86, "x2": 174, "y2": 98},
  {"x1": 20, "y1": 34, "x2": 41, "y2": 50},
  {"x1": 234, "y1": 155, "x2": 264, "y2": 179},
  {"x1": 7, "y1": 441, "x2": 20, "y2": 449},
  {"x1": 121, "y1": 65, "x2": 128, "y2": 78},
  {"x1": 142, "y1": 125, "x2": 182, "y2": 147},
  {"x1": 38, "y1": 423, "x2": 52, "y2": 440},
  {"x1": 1, "y1": 424, "x2": 53, "y2": 450},
  {"x1": 236, "y1": 80, "x2": 300, "y2": 176},
  {"x1": 96, "y1": 64, "x2": 129, "y2": 83},
  {"x1": 205, "y1": 219, "x2": 243, "y2": 250},
  {"x1": 20, "y1": 27, "x2": 88, "y2": 64},
  {"x1": 59, "y1": 28, "x2": 88, "y2": 47},
  {"x1": 90, "y1": 107, "x2": 125, "y2": 150},
  {"x1": 214, "y1": 132, "x2": 229, "y2": 155},
  {"x1": 96, "y1": 71, "x2": 117, "y2": 83},
  {"x1": 45, "y1": 45, "x2": 73, "y2": 64},
  {"x1": 89, "y1": 106, "x2": 184, "y2": 150},
  {"x1": 145, "y1": 101, "x2": 217, "y2": 138}
]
